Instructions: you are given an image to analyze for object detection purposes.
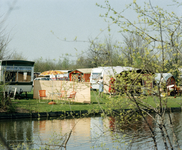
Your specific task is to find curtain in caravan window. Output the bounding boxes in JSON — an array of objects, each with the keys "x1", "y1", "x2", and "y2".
[
  {"x1": 27, "y1": 72, "x2": 31, "y2": 81},
  {"x1": 18, "y1": 72, "x2": 24, "y2": 82},
  {"x1": 18, "y1": 72, "x2": 32, "y2": 82},
  {"x1": 5, "y1": 71, "x2": 17, "y2": 82}
]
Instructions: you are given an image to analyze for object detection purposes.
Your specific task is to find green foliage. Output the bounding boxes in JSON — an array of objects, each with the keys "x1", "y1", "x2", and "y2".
[
  {"x1": 93, "y1": 0, "x2": 182, "y2": 149},
  {"x1": 0, "y1": 85, "x2": 15, "y2": 113},
  {"x1": 10, "y1": 91, "x2": 182, "y2": 113},
  {"x1": 11, "y1": 91, "x2": 109, "y2": 113},
  {"x1": 33, "y1": 56, "x2": 81, "y2": 72}
]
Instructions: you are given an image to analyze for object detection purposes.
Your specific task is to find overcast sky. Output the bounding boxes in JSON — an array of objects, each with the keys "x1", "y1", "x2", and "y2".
[{"x1": 0, "y1": 0, "x2": 180, "y2": 62}]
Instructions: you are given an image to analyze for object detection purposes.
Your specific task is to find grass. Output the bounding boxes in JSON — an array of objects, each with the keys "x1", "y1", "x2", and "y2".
[
  {"x1": 10, "y1": 90, "x2": 182, "y2": 113},
  {"x1": 11, "y1": 90, "x2": 110, "y2": 113}
]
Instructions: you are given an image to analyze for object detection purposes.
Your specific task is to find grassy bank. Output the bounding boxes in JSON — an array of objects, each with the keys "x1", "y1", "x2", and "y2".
[
  {"x1": 10, "y1": 90, "x2": 182, "y2": 113},
  {"x1": 11, "y1": 90, "x2": 110, "y2": 113}
]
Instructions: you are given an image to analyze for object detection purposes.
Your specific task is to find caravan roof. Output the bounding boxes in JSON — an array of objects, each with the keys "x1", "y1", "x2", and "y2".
[
  {"x1": 91, "y1": 66, "x2": 137, "y2": 75},
  {"x1": 91, "y1": 67, "x2": 108, "y2": 73},
  {"x1": 74, "y1": 68, "x2": 92, "y2": 74},
  {"x1": 0, "y1": 59, "x2": 34, "y2": 66},
  {"x1": 104, "y1": 66, "x2": 135, "y2": 76}
]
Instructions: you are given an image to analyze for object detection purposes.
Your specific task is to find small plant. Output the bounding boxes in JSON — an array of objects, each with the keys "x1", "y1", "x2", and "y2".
[{"x1": 0, "y1": 85, "x2": 16, "y2": 113}]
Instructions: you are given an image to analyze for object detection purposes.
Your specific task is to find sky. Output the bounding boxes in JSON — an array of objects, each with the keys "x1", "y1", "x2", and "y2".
[{"x1": 0, "y1": 0, "x2": 181, "y2": 62}]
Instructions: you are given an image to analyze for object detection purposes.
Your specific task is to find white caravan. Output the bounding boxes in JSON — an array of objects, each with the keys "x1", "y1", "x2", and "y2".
[
  {"x1": 90, "y1": 67, "x2": 110, "y2": 90},
  {"x1": 56, "y1": 70, "x2": 71, "y2": 81},
  {"x1": 90, "y1": 66, "x2": 134, "y2": 91}
]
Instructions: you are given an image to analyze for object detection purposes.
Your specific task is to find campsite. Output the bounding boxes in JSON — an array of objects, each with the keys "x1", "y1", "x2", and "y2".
[
  {"x1": 1, "y1": 0, "x2": 182, "y2": 149},
  {"x1": 1, "y1": 63, "x2": 182, "y2": 112},
  {"x1": 1, "y1": 59, "x2": 182, "y2": 150},
  {"x1": 1, "y1": 61, "x2": 182, "y2": 104}
]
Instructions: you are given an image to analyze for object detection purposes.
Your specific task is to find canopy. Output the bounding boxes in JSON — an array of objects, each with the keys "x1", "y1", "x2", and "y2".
[{"x1": 40, "y1": 70, "x2": 64, "y2": 76}]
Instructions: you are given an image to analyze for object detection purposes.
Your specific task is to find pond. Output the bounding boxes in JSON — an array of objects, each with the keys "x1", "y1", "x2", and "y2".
[{"x1": 0, "y1": 112, "x2": 182, "y2": 150}]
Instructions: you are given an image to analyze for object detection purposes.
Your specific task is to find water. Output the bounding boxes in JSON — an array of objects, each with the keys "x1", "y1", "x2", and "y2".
[{"x1": 0, "y1": 112, "x2": 182, "y2": 150}]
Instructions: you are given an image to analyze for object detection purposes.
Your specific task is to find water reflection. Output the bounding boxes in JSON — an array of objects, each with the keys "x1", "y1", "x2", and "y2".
[
  {"x1": 0, "y1": 112, "x2": 182, "y2": 149},
  {"x1": 108, "y1": 112, "x2": 182, "y2": 149},
  {"x1": 0, "y1": 119, "x2": 33, "y2": 150},
  {"x1": 108, "y1": 114, "x2": 155, "y2": 149},
  {"x1": 34, "y1": 117, "x2": 92, "y2": 148}
]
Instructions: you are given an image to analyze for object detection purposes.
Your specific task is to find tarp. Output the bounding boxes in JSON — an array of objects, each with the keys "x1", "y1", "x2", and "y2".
[
  {"x1": 155, "y1": 73, "x2": 173, "y2": 84},
  {"x1": 103, "y1": 66, "x2": 137, "y2": 93}
]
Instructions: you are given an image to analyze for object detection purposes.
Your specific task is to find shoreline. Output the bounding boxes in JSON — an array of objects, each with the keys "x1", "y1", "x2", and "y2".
[{"x1": 0, "y1": 107, "x2": 182, "y2": 119}]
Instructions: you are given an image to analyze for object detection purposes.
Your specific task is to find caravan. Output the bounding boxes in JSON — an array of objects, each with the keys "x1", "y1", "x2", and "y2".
[
  {"x1": 0, "y1": 60, "x2": 34, "y2": 96},
  {"x1": 90, "y1": 67, "x2": 110, "y2": 90},
  {"x1": 90, "y1": 66, "x2": 134, "y2": 91},
  {"x1": 56, "y1": 70, "x2": 71, "y2": 81}
]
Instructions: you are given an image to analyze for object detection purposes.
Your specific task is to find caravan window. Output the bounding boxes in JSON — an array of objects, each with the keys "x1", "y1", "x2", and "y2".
[
  {"x1": 92, "y1": 73, "x2": 102, "y2": 80},
  {"x1": 18, "y1": 72, "x2": 31, "y2": 82},
  {"x1": 3, "y1": 66, "x2": 33, "y2": 82},
  {"x1": 5, "y1": 71, "x2": 17, "y2": 82},
  {"x1": 4, "y1": 71, "x2": 31, "y2": 82}
]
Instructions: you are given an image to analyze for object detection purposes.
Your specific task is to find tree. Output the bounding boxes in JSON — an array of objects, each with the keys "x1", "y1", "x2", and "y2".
[
  {"x1": 34, "y1": 57, "x2": 56, "y2": 72},
  {"x1": 86, "y1": 38, "x2": 124, "y2": 67},
  {"x1": 95, "y1": 0, "x2": 182, "y2": 149},
  {"x1": 0, "y1": 0, "x2": 18, "y2": 60},
  {"x1": 33, "y1": 56, "x2": 75, "y2": 72},
  {"x1": 0, "y1": 19, "x2": 11, "y2": 60},
  {"x1": 0, "y1": 0, "x2": 19, "y2": 113},
  {"x1": 76, "y1": 56, "x2": 91, "y2": 68},
  {"x1": 10, "y1": 51, "x2": 27, "y2": 60},
  {"x1": 61, "y1": 57, "x2": 70, "y2": 70}
]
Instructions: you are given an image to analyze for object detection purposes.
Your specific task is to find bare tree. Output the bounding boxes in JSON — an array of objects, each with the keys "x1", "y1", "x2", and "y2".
[
  {"x1": 0, "y1": 0, "x2": 18, "y2": 60},
  {"x1": 0, "y1": 21, "x2": 11, "y2": 60},
  {"x1": 86, "y1": 38, "x2": 124, "y2": 67}
]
